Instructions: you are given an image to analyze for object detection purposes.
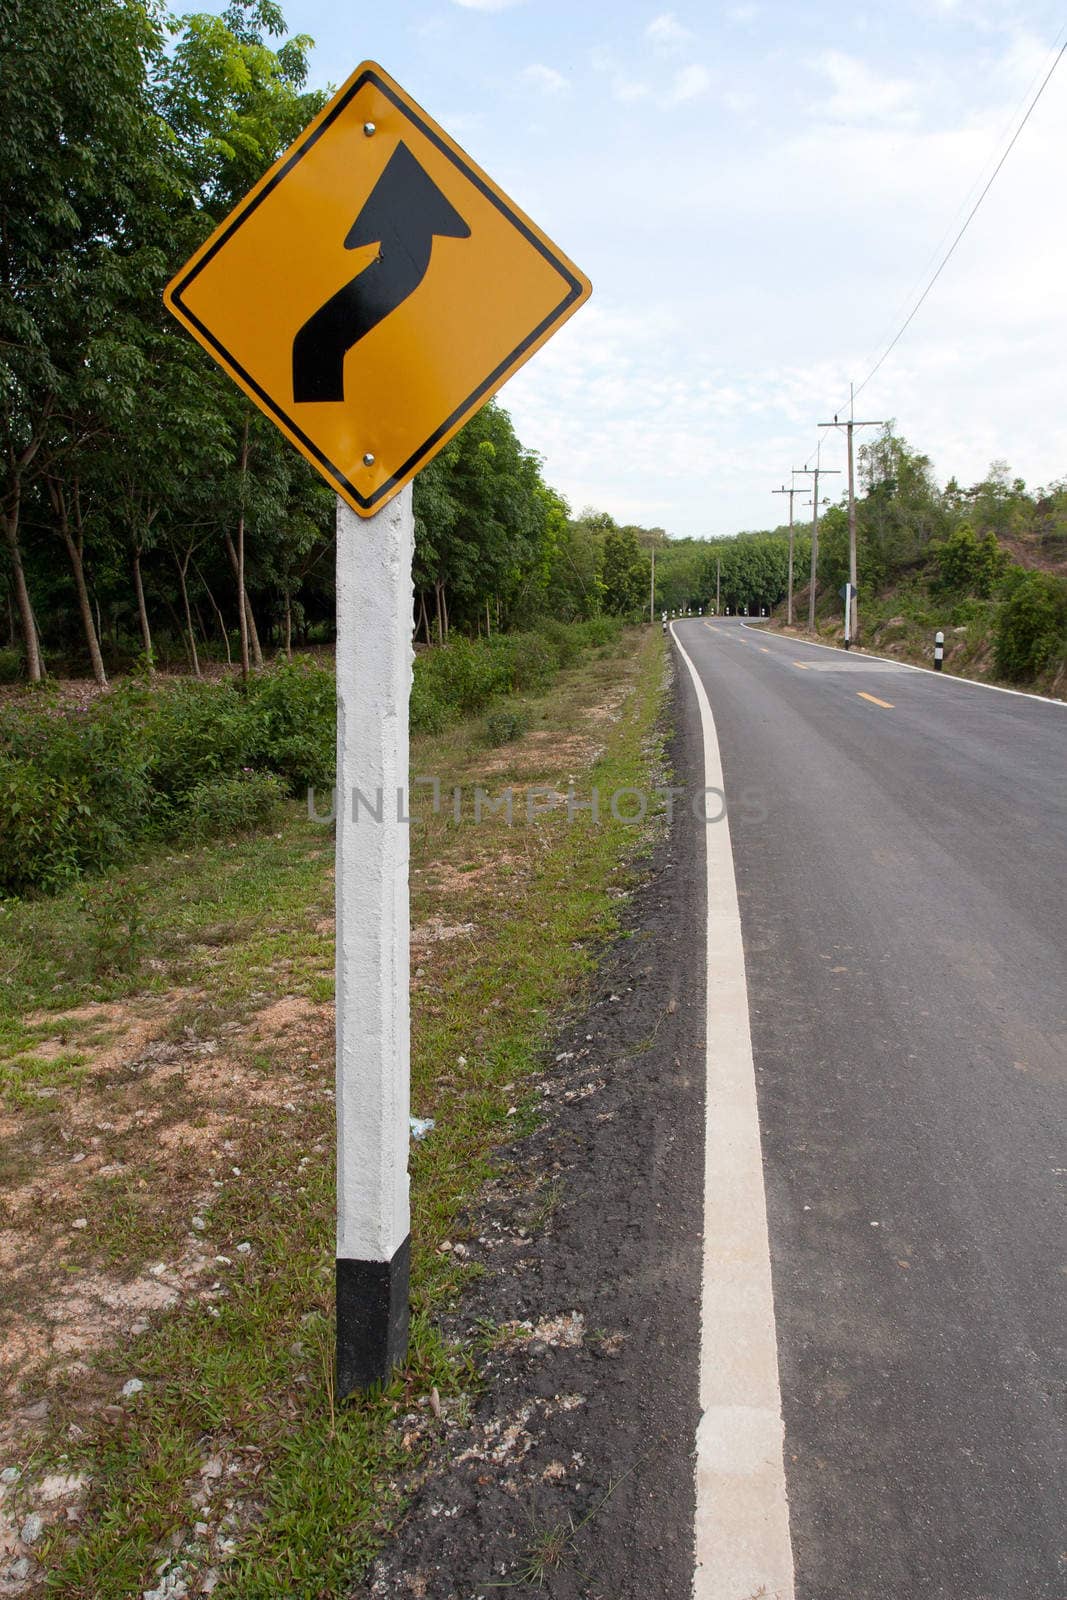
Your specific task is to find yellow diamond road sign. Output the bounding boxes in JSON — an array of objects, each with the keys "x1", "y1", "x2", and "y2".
[{"x1": 164, "y1": 62, "x2": 591, "y2": 517}]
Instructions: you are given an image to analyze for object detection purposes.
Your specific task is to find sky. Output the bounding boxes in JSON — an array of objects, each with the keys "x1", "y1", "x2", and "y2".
[{"x1": 208, "y1": 0, "x2": 1067, "y2": 538}]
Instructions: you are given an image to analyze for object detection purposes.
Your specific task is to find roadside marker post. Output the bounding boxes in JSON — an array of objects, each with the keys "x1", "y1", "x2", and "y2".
[
  {"x1": 335, "y1": 487, "x2": 414, "y2": 1388},
  {"x1": 163, "y1": 60, "x2": 590, "y2": 1394},
  {"x1": 934, "y1": 629, "x2": 945, "y2": 670}
]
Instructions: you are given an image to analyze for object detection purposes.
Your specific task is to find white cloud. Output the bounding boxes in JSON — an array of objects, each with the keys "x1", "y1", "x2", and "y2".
[
  {"x1": 485, "y1": 19, "x2": 1067, "y2": 534},
  {"x1": 813, "y1": 51, "x2": 920, "y2": 125},
  {"x1": 520, "y1": 63, "x2": 570, "y2": 95},
  {"x1": 589, "y1": 47, "x2": 650, "y2": 104},
  {"x1": 646, "y1": 13, "x2": 694, "y2": 55},
  {"x1": 613, "y1": 75, "x2": 651, "y2": 103},
  {"x1": 664, "y1": 63, "x2": 712, "y2": 106}
]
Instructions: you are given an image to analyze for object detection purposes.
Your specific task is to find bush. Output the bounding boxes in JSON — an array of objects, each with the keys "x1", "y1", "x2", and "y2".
[
  {"x1": 409, "y1": 670, "x2": 448, "y2": 735},
  {"x1": 0, "y1": 621, "x2": 625, "y2": 895},
  {"x1": 503, "y1": 632, "x2": 558, "y2": 692},
  {"x1": 140, "y1": 680, "x2": 258, "y2": 803},
  {"x1": 574, "y1": 616, "x2": 622, "y2": 649},
  {"x1": 0, "y1": 759, "x2": 100, "y2": 895},
  {"x1": 486, "y1": 708, "x2": 527, "y2": 745},
  {"x1": 246, "y1": 657, "x2": 335, "y2": 792},
  {"x1": 0, "y1": 659, "x2": 333, "y2": 896},
  {"x1": 181, "y1": 771, "x2": 286, "y2": 842},
  {"x1": 0, "y1": 647, "x2": 23, "y2": 684},
  {"x1": 533, "y1": 618, "x2": 583, "y2": 669},
  {"x1": 994, "y1": 571, "x2": 1067, "y2": 681},
  {"x1": 410, "y1": 634, "x2": 511, "y2": 728},
  {"x1": 948, "y1": 598, "x2": 994, "y2": 628},
  {"x1": 81, "y1": 876, "x2": 146, "y2": 976},
  {"x1": 409, "y1": 620, "x2": 616, "y2": 734},
  {"x1": 936, "y1": 523, "x2": 1006, "y2": 599}
]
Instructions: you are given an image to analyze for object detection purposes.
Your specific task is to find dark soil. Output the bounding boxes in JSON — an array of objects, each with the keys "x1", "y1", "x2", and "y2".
[{"x1": 356, "y1": 702, "x2": 708, "y2": 1600}]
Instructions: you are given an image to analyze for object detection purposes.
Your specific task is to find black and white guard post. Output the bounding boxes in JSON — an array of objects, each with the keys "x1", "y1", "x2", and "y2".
[
  {"x1": 841, "y1": 581, "x2": 855, "y2": 649},
  {"x1": 934, "y1": 629, "x2": 944, "y2": 670},
  {"x1": 335, "y1": 484, "x2": 414, "y2": 1395}
]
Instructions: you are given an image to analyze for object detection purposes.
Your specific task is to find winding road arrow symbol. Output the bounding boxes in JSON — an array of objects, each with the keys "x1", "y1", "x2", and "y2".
[{"x1": 292, "y1": 141, "x2": 472, "y2": 405}]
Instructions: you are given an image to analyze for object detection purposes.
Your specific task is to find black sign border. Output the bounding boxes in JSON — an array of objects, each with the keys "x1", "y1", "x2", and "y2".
[{"x1": 169, "y1": 67, "x2": 586, "y2": 511}]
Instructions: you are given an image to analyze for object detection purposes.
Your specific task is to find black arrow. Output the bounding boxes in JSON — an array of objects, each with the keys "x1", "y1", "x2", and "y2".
[{"x1": 292, "y1": 142, "x2": 471, "y2": 405}]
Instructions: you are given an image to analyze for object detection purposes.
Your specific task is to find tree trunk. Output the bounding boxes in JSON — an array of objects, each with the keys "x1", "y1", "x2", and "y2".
[
  {"x1": 51, "y1": 480, "x2": 107, "y2": 687},
  {"x1": 194, "y1": 562, "x2": 232, "y2": 668},
  {"x1": 244, "y1": 589, "x2": 263, "y2": 667},
  {"x1": 235, "y1": 415, "x2": 250, "y2": 678},
  {"x1": 434, "y1": 578, "x2": 450, "y2": 644},
  {"x1": 284, "y1": 588, "x2": 293, "y2": 661},
  {"x1": 132, "y1": 548, "x2": 154, "y2": 669},
  {"x1": 193, "y1": 598, "x2": 211, "y2": 652},
  {"x1": 174, "y1": 553, "x2": 201, "y2": 677},
  {"x1": 224, "y1": 524, "x2": 264, "y2": 672},
  {"x1": 1, "y1": 490, "x2": 43, "y2": 680},
  {"x1": 418, "y1": 591, "x2": 431, "y2": 646}
]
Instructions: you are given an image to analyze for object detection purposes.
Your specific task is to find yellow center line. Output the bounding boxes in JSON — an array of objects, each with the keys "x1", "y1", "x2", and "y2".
[
  {"x1": 758, "y1": 646, "x2": 771, "y2": 653},
  {"x1": 792, "y1": 662, "x2": 811, "y2": 670},
  {"x1": 857, "y1": 691, "x2": 895, "y2": 709}
]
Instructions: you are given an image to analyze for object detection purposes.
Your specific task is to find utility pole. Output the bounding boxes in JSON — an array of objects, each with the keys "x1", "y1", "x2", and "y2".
[
  {"x1": 820, "y1": 386, "x2": 883, "y2": 647},
  {"x1": 716, "y1": 556, "x2": 721, "y2": 614},
  {"x1": 793, "y1": 462, "x2": 840, "y2": 632},
  {"x1": 772, "y1": 475, "x2": 801, "y2": 626}
]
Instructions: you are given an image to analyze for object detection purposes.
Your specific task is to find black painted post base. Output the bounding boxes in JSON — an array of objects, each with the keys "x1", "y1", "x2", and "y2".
[{"x1": 336, "y1": 1235, "x2": 411, "y2": 1396}]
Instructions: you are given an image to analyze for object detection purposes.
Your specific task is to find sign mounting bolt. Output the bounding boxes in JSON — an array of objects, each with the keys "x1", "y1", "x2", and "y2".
[
  {"x1": 363, "y1": 122, "x2": 376, "y2": 137},
  {"x1": 363, "y1": 452, "x2": 376, "y2": 466}
]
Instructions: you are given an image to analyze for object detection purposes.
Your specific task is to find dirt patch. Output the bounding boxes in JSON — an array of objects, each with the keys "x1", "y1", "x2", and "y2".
[
  {"x1": 248, "y1": 996, "x2": 321, "y2": 1039},
  {"x1": 411, "y1": 918, "x2": 478, "y2": 948},
  {"x1": 0, "y1": 988, "x2": 334, "y2": 1467},
  {"x1": 478, "y1": 731, "x2": 599, "y2": 780}
]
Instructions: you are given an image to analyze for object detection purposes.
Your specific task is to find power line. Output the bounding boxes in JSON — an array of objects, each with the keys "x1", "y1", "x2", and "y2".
[
  {"x1": 851, "y1": 34, "x2": 1067, "y2": 406},
  {"x1": 861, "y1": 22, "x2": 1067, "y2": 369}
]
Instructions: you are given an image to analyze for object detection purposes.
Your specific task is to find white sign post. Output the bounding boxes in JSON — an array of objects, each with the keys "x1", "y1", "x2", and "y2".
[
  {"x1": 163, "y1": 58, "x2": 591, "y2": 1400},
  {"x1": 334, "y1": 485, "x2": 415, "y2": 1394}
]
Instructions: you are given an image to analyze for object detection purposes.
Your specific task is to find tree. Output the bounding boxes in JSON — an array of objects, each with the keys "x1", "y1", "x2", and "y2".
[
  {"x1": 857, "y1": 424, "x2": 946, "y2": 585},
  {"x1": 935, "y1": 522, "x2": 1006, "y2": 599},
  {"x1": 0, "y1": 0, "x2": 175, "y2": 677},
  {"x1": 602, "y1": 526, "x2": 649, "y2": 617},
  {"x1": 994, "y1": 570, "x2": 1067, "y2": 682},
  {"x1": 413, "y1": 402, "x2": 552, "y2": 640}
]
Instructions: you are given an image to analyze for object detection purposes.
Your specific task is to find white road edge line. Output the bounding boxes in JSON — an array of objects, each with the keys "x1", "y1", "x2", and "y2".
[
  {"x1": 736, "y1": 620, "x2": 1066, "y2": 707},
  {"x1": 671, "y1": 623, "x2": 796, "y2": 1600}
]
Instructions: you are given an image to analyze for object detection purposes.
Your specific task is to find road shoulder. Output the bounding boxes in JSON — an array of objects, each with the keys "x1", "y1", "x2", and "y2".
[{"x1": 357, "y1": 682, "x2": 708, "y2": 1600}]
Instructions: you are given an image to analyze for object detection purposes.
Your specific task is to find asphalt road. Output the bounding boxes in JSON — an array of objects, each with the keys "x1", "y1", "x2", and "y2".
[{"x1": 674, "y1": 617, "x2": 1066, "y2": 1600}]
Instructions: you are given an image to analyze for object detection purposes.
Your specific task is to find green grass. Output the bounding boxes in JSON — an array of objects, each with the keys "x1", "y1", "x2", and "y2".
[
  {"x1": 0, "y1": 1048, "x2": 87, "y2": 1108},
  {"x1": 2, "y1": 625, "x2": 668, "y2": 1599}
]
